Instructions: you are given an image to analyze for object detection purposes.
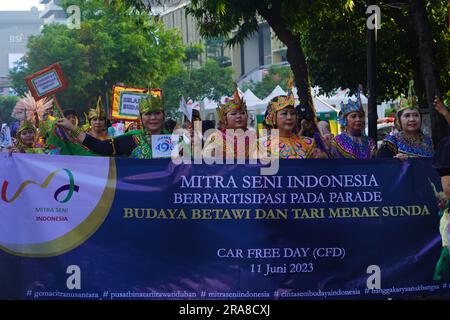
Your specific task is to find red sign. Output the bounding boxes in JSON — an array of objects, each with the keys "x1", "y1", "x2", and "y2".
[{"x1": 24, "y1": 63, "x2": 68, "y2": 100}]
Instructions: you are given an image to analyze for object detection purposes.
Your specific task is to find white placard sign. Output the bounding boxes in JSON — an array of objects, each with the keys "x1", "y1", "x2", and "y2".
[
  {"x1": 0, "y1": 123, "x2": 12, "y2": 148},
  {"x1": 151, "y1": 134, "x2": 179, "y2": 158}
]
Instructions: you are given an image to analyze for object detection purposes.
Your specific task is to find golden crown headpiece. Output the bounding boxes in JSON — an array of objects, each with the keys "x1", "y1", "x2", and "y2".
[
  {"x1": 397, "y1": 80, "x2": 419, "y2": 114},
  {"x1": 88, "y1": 96, "x2": 107, "y2": 120},
  {"x1": 216, "y1": 83, "x2": 247, "y2": 123},
  {"x1": 264, "y1": 78, "x2": 296, "y2": 127},
  {"x1": 139, "y1": 92, "x2": 164, "y2": 114}
]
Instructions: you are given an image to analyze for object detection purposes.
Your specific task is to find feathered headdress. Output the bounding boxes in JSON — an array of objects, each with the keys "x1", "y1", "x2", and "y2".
[
  {"x1": 264, "y1": 78, "x2": 296, "y2": 128},
  {"x1": 339, "y1": 85, "x2": 364, "y2": 127},
  {"x1": 216, "y1": 83, "x2": 247, "y2": 128},
  {"x1": 11, "y1": 91, "x2": 53, "y2": 136}
]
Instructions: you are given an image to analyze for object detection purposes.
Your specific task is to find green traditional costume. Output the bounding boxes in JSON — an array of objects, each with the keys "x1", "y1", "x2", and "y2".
[{"x1": 79, "y1": 92, "x2": 171, "y2": 159}]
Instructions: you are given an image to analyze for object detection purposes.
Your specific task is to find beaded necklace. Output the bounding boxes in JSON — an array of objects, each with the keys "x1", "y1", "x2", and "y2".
[
  {"x1": 384, "y1": 131, "x2": 433, "y2": 157},
  {"x1": 332, "y1": 131, "x2": 374, "y2": 159}
]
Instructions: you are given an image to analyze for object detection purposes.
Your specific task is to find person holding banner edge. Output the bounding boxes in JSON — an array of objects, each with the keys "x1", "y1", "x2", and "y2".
[
  {"x1": 201, "y1": 84, "x2": 257, "y2": 159},
  {"x1": 432, "y1": 135, "x2": 450, "y2": 281},
  {"x1": 57, "y1": 93, "x2": 170, "y2": 159},
  {"x1": 257, "y1": 86, "x2": 326, "y2": 159},
  {"x1": 9, "y1": 91, "x2": 53, "y2": 154}
]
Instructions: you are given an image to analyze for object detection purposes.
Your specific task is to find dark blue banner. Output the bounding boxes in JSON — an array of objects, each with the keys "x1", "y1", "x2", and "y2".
[{"x1": 0, "y1": 156, "x2": 448, "y2": 300}]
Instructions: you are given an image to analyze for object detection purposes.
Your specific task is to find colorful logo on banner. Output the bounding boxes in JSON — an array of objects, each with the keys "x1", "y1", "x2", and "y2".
[
  {"x1": 152, "y1": 134, "x2": 179, "y2": 158},
  {"x1": 1, "y1": 169, "x2": 79, "y2": 204},
  {"x1": 0, "y1": 154, "x2": 116, "y2": 257}
]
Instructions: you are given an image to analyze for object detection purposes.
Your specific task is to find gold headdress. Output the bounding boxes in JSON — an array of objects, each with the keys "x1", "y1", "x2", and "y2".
[
  {"x1": 216, "y1": 83, "x2": 247, "y2": 128},
  {"x1": 138, "y1": 93, "x2": 164, "y2": 114},
  {"x1": 87, "y1": 96, "x2": 107, "y2": 120},
  {"x1": 264, "y1": 78, "x2": 296, "y2": 128},
  {"x1": 397, "y1": 80, "x2": 419, "y2": 114},
  {"x1": 394, "y1": 80, "x2": 420, "y2": 130}
]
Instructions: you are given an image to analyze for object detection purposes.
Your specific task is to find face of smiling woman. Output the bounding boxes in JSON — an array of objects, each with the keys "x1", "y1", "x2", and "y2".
[
  {"x1": 399, "y1": 109, "x2": 421, "y2": 134},
  {"x1": 141, "y1": 111, "x2": 164, "y2": 134},
  {"x1": 90, "y1": 117, "x2": 106, "y2": 134}
]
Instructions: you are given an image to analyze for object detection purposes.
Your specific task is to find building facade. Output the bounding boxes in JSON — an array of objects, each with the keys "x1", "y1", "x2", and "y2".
[
  {"x1": 39, "y1": 0, "x2": 66, "y2": 25},
  {"x1": 158, "y1": 1, "x2": 287, "y2": 81},
  {"x1": 0, "y1": 8, "x2": 43, "y2": 95}
]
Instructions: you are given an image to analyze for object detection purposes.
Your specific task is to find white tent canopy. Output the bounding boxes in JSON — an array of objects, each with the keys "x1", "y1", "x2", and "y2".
[
  {"x1": 242, "y1": 88, "x2": 263, "y2": 107},
  {"x1": 317, "y1": 87, "x2": 368, "y2": 109},
  {"x1": 262, "y1": 85, "x2": 287, "y2": 104}
]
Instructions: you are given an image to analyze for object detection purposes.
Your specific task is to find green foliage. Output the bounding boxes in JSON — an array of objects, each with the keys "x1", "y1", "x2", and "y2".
[
  {"x1": 0, "y1": 96, "x2": 19, "y2": 124},
  {"x1": 243, "y1": 66, "x2": 294, "y2": 98},
  {"x1": 296, "y1": 0, "x2": 449, "y2": 102},
  {"x1": 184, "y1": 43, "x2": 204, "y2": 75},
  {"x1": 184, "y1": 43, "x2": 204, "y2": 64},
  {"x1": 187, "y1": 0, "x2": 263, "y2": 46},
  {"x1": 205, "y1": 37, "x2": 231, "y2": 67},
  {"x1": 162, "y1": 59, "x2": 234, "y2": 113},
  {"x1": 384, "y1": 107, "x2": 396, "y2": 117},
  {"x1": 9, "y1": 0, "x2": 185, "y2": 116},
  {"x1": 123, "y1": 0, "x2": 448, "y2": 108}
]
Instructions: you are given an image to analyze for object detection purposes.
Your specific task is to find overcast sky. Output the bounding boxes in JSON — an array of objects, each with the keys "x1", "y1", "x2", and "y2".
[{"x1": 0, "y1": 0, "x2": 44, "y2": 11}]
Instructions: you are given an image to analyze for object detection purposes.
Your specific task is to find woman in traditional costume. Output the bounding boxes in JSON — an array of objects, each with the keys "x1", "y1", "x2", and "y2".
[
  {"x1": 82, "y1": 97, "x2": 110, "y2": 141},
  {"x1": 10, "y1": 92, "x2": 53, "y2": 154},
  {"x1": 203, "y1": 84, "x2": 257, "y2": 159},
  {"x1": 331, "y1": 88, "x2": 375, "y2": 159},
  {"x1": 377, "y1": 81, "x2": 433, "y2": 159},
  {"x1": 57, "y1": 93, "x2": 170, "y2": 159},
  {"x1": 258, "y1": 87, "x2": 324, "y2": 159},
  {"x1": 40, "y1": 100, "x2": 99, "y2": 156},
  {"x1": 432, "y1": 136, "x2": 450, "y2": 280}
]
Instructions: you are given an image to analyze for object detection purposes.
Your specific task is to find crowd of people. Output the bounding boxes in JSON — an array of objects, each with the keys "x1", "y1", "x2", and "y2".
[
  {"x1": 1, "y1": 79, "x2": 450, "y2": 280},
  {"x1": 1, "y1": 80, "x2": 449, "y2": 162}
]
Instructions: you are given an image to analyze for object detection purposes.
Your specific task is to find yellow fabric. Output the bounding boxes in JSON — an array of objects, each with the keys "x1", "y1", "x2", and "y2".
[
  {"x1": 329, "y1": 120, "x2": 338, "y2": 136},
  {"x1": 257, "y1": 134, "x2": 316, "y2": 159}
]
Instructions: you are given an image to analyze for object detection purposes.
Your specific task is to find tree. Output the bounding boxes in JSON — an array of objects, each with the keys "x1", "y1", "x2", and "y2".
[
  {"x1": 242, "y1": 65, "x2": 293, "y2": 99},
  {"x1": 186, "y1": 0, "x2": 328, "y2": 120},
  {"x1": 10, "y1": 0, "x2": 185, "y2": 116},
  {"x1": 162, "y1": 59, "x2": 234, "y2": 114},
  {"x1": 0, "y1": 96, "x2": 19, "y2": 125},
  {"x1": 407, "y1": 0, "x2": 449, "y2": 143},
  {"x1": 296, "y1": 0, "x2": 449, "y2": 143},
  {"x1": 184, "y1": 43, "x2": 204, "y2": 77},
  {"x1": 205, "y1": 37, "x2": 231, "y2": 67}
]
